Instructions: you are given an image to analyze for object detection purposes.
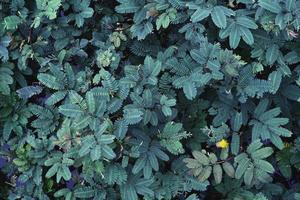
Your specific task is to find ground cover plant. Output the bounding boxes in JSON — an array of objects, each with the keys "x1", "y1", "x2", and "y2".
[{"x1": 1, "y1": 0, "x2": 300, "y2": 199}]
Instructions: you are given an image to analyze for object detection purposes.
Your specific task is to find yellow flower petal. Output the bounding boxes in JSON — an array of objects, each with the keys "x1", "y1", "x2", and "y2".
[{"x1": 216, "y1": 139, "x2": 229, "y2": 149}]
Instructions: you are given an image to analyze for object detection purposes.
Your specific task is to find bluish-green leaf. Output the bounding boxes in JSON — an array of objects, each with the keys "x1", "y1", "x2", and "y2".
[
  {"x1": 266, "y1": 44, "x2": 280, "y2": 65},
  {"x1": 211, "y1": 7, "x2": 227, "y2": 28},
  {"x1": 183, "y1": 82, "x2": 197, "y2": 100},
  {"x1": 191, "y1": 8, "x2": 211, "y2": 23},
  {"x1": 58, "y1": 104, "x2": 84, "y2": 118},
  {"x1": 231, "y1": 133, "x2": 240, "y2": 155},
  {"x1": 229, "y1": 25, "x2": 241, "y2": 49},
  {"x1": 259, "y1": 0, "x2": 281, "y2": 13}
]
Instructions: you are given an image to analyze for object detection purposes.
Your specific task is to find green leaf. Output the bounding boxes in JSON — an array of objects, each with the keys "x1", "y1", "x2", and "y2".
[
  {"x1": 124, "y1": 108, "x2": 143, "y2": 124},
  {"x1": 61, "y1": 165, "x2": 71, "y2": 181},
  {"x1": 236, "y1": 17, "x2": 258, "y2": 29},
  {"x1": 222, "y1": 162, "x2": 235, "y2": 178},
  {"x1": 268, "y1": 126, "x2": 292, "y2": 137},
  {"x1": 102, "y1": 145, "x2": 116, "y2": 159},
  {"x1": 240, "y1": 27, "x2": 254, "y2": 45},
  {"x1": 191, "y1": 8, "x2": 211, "y2": 23},
  {"x1": 259, "y1": 0, "x2": 281, "y2": 13},
  {"x1": 254, "y1": 159, "x2": 275, "y2": 173},
  {"x1": 259, "y1": 107, "x2": 281, "y2": 122},
  {"x1": 192, "y1": 151, "x2": 209, "y2": 165},
  {"x1": 286, "y1": 0, "x2": 295, "y2": 11},
  {"x1": 186, "y1": 194, "x2": 200, "y2": 200},
  {"x1": 13, "y1": 158, "x2": 27, "y2": 166},
  {"x1": 74, "y1": 116, "x2": 91, "y2": 130},
  {"x1": 74, "y1": 187, "x2": 95, "y2": 198},
  {"x1": 37, "y1": 73, "x2": 62, "y2": 90},
  {"x1": 4, "y1": 15, "x2": 21, "y2": 30},
  {"x1": 113, "y1": 119, "x2": 128, "y2": 139},
  {"x1": 231, "y1": 133, "x2": 240, "y2": 155},
  {"x1": 46, "y1": 163, "x2": 60, "y2": 178},
  {"x1": 232, "y1": 112, "x2": 242, "y2": 132},
  {"x1": 16, "y1": 86, "x2": 43, "y2": 100},
  {"x1": 247, "y1": 140, "x2": 263, "y2": 154},
  {"x1": 148, "y1": 152, "x2": 159, "y2": 171},
  {"x1": 268, "y1": 70, "x2": 282, "y2": 94},
  {"x1": 270, "y1": 134, "x2": 284, "y2": 149},
  {"x1": 99, "y1": 134, "x2": 115, "y2": 144},
  {"x1": 251, "y1": 147, "x2": 273, "y2": 159},
  {"x1": 266, "y1": 44, "x2": 279, "y2": 65},
  {"x1": 115, "y1": 0, "x2": 140, "y2": 13},
  {"x1": 86, "y1": 92, "x2": 95, "y2": 113},
  {"x1": 265, "y1": 118, "x2": 289, "y2": 126},
  {"x1": 91, "y1": 145, "x2": 101, "y2": 161},
  {"x1": 244, "y1": 164, "x2": 254, "y2": 186},
  {"x1": 162, "y1": 105, "x2": 172, "y2": 116},
  {"x1": 121, "y1": 184, "x2": 138, "y2": 200},
  {"x1": 213, "y1": 164, "x2": 223, "y2": 184},
  {"x1": 58, "y1": 104, "x2": 84, "y2": 118},
  {"x1": 79, "y1": 142, "x2": 93, "y2": 157},
  {"x1": 81, "y1": 8, "x2": 94, "y2": 18},
  {"x1": 183, "y1": 82, "x2": 197, "y2": 100},
  {"x1": 132, "y1": 156, "x2": 147, "y2": 174},
  {"x1": 54, "y1": 189, "x2": 70, "y2": 197},
  {"x1": 254, "y1": 99, "x2": 269, "y2": 117},
  {"x1": 45, "y1": 91, "x2": 67, "y2": 106},
  {"x1": 229, "y1": 25, "x2": 241, "y2": 49},
  {"x1": 198, "y1": 166, "x2": 212, "y2": 182},
  {"x1": 45, "y1": 157, "x2": 61, "y2": 166},
  {"x1": 235, "y1": 157, "x2": 250, "y2": 179},
  {"x1": 211, "y1": 7, "x2": 227, "y2": 28},
  {"x1": 3, "y1": 121, "x2": 13, "y2": 141},
  {"x1": 96, "y1": 121, "x2": 110, "y2": 136}
]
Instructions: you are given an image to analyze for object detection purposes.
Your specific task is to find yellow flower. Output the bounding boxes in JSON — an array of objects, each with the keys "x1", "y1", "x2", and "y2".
[{"x1": 216, "y1": 139, "x2": 229, "y2": 149}]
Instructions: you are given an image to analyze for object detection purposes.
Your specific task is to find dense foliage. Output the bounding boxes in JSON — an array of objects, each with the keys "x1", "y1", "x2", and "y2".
[{"x1": 1, "y1": 0, "x2": 300, "y2": 199}]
